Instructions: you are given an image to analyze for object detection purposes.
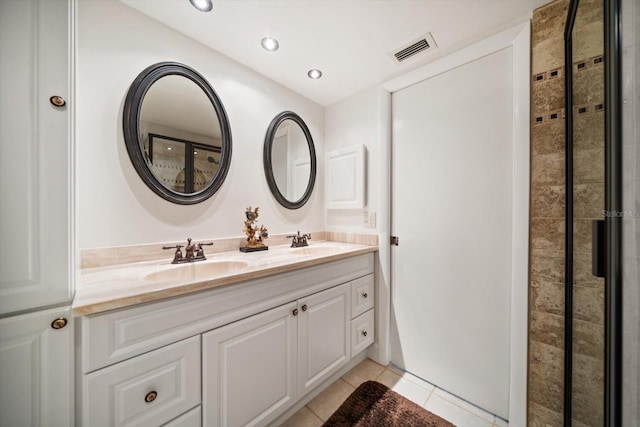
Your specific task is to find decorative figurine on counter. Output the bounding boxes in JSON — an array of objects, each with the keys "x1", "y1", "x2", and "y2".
[{"x1": 240, "y1": 206, "x2": 269, "y2": 252}]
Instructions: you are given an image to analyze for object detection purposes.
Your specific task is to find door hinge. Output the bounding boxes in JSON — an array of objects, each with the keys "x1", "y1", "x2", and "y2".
[{"x1": 391, "y1": 236, "x2": 399, "y2": 246}]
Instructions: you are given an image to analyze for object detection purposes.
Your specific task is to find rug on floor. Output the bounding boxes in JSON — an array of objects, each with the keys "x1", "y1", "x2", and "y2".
[{"x1": 322, "y1": 380, "x2": 455, "y2": 427}]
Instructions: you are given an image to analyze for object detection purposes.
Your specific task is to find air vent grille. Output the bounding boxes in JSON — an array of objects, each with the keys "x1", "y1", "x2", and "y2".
[
  {"x1": 390, "y1": 33, "x2": 437, "y2": 64},
  {"x1": 394, "y1": 39, "x2": 430, "y2": 62}
]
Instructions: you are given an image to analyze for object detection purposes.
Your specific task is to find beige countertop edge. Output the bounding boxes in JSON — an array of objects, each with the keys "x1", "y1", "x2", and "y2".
[{"x1": 73, "y1": 243, "x2": 378, "y2": 316}]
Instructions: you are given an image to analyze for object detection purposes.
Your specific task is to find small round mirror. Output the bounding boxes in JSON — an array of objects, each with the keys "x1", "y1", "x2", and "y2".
[
  {"x1": 123, "y1": 62, "x2": 231, "y2": 204},
  {"x1": 263, "y1": 112, "x2": 316, "y2": 209}
]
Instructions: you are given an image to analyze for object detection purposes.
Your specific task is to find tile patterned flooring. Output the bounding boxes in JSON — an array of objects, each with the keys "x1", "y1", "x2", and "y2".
[{"x1": 280, "y1": 359, "x2": 508, "y2": 427}]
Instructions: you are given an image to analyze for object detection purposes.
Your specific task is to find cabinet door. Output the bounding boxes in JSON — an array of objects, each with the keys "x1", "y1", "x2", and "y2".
[
  {"x1": 0, "y1": 307, "x2": 73, "y2": 427},
  {"x1": 203, "y1": 302, "x2": 298, "y2": 427},
  {"x1": 298, "y1": 283, "x2": 350, "y2": 396},
  {"x1": 0, "y1": 0, "x2": 74, "y2": 315}
]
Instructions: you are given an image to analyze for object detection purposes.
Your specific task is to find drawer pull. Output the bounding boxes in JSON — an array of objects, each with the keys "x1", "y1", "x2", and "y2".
[
  {"x1": 145, "y1": 391, "x2": 158, "y2": 403},
  {"x1": 301, "y1": 304, "x2": 308, "y2": 312},
  {"x1": 362, "y1": 330, "x2": 368, "y2": 337},
  {"x1": 363, "y1": 292, "x2": 368, "y2": 299},
  {"x1": 51, "y1": 317, "x2": 68, "y2": 329},
  {"x1": 292, "y1": 308, "x2": 298, "y2": 316}
]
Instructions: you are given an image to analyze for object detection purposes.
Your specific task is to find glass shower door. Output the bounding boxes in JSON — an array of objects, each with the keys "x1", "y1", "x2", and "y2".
[{"x1": 568, "y1": 0, "x2": 606, "y2": 425}]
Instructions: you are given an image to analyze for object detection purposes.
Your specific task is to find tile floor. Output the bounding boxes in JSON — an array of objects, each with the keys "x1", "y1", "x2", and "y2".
[{"x1": 279, "y1": 359, "x2": 508, "y2": 427}]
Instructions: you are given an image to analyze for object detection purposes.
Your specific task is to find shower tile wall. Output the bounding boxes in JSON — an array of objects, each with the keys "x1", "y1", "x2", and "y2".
[
  {"x1": 529, "y1": 2, "x2": 569, "y2": 425},
  {"x1": 529, "y1": 0, "x2": 606, "y2": 425}
]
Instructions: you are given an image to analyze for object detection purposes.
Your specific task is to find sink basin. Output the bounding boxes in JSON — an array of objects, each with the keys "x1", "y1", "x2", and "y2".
[
  {"x1": 144, "y1": 260, "x2": 249, "y2": 282},
  {"x1": 289, "y1": 246, "x2": 343, "y2": 256}
]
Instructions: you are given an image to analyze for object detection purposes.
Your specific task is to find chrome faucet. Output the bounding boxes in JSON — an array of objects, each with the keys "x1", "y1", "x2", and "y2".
[
  {"x1": 163, "y1": 238, "x2": 213, "y2": 264},
  {"x1": 287, "y1": 231, "x2": 311, "y2": 248}
]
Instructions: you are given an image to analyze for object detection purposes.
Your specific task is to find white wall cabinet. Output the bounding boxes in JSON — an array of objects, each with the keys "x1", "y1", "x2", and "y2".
[
  {"x1": 77, "y1": 254, "x2": 375, "y2": 427},
  {"x1": 0, "y1": 307, "x2": 74, "y2": 427}
]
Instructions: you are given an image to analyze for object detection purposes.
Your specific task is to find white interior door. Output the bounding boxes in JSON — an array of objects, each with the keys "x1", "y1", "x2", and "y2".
[{"x1": 391, "y1": 47, "x2": 514, "y2": 419}]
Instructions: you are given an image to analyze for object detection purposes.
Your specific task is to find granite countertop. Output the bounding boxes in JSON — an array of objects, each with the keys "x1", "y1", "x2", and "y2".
[{"x1": 73, "y1": 241, "x2": 378, "y2": 316}]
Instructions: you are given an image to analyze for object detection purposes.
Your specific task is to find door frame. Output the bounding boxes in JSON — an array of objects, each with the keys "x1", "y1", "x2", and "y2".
[{"x1": 383, "y1": 21, "x2": 531, "y2": 425}]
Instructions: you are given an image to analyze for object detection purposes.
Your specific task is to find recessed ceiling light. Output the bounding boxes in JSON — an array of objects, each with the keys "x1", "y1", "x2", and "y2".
[
  {"x1": 261, "y1": 37, "x2": 279, "y2": 51},
  {"x1": 189, "y1": 0, "x2": 212, "y2": 12},
  {"x1": 307, "y1": 69, "x2": 323, "y2": 79}
]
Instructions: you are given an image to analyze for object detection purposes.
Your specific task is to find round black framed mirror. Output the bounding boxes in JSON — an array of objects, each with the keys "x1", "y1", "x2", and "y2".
[
  {"x1": 263, "y1": 111, "x2": 317, "y2": 209},
  {"x1": 123, "y1": 62, "x2": 232, "y2": 204}
]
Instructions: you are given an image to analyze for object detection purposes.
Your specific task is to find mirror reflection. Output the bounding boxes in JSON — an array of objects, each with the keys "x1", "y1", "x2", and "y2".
[
  {"x1": 139, "y1": 75, "x2": 222, "y2": 194},
  {"x1": 271, "y1": 119, "x2": 311, "y2": 202},
  {"x1": 263, "y1": 111, "x2": 316, "y2": 209},
  {"x1": 123, "y1": 62, "x2": 231, "y2": 205}
]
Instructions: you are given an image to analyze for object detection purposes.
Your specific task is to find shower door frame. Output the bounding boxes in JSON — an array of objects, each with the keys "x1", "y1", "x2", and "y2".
[{"x1": 564, "y1": 0, "x2": 623, "y2": 425}]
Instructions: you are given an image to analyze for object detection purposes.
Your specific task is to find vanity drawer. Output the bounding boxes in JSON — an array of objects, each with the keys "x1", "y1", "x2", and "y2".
[
  {"x1": 351, "y1": 274, "x2": 374, "y2": 318},
  {"x1": 163, "y1": 406, "x2": 201, "y2": 427},
  {"x1": 351, "y1": 309, "x2": 374, "y2": 356},
  {"x1": 83, "y1": 336, "x2": 201, "y2": 427}
]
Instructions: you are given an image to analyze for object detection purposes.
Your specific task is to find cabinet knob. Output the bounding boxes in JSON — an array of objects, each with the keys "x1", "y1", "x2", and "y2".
[
  {"x1": 145, "y1": 391, "x2": 158, "y2": 403},
  {"x1": 362, "y1": 330, "x2": 368, "y2": 337},
  {"x1": 51, "y1": 317, "x2": 68, "y2": 329},
  {"x1": 301, "y1": 304, "x2": 308, "y2": 312},
  {"x1": 292, "y1": 308, "x2": 298, "y2": 316},
  {"x1": 49, "y1": 95, "x2": 66, "y2": 107},
  {"x1": 363, "y1": 292, "x2": 368, "y2": 299}
]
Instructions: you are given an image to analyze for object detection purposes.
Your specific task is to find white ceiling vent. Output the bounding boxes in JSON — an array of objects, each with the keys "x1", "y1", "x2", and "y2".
[{"x1": 390, "y1": 33, "x2": 437, "y2": 63}]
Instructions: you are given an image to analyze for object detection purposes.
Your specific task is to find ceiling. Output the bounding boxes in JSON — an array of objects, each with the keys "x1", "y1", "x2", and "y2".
[{"x1": 120, "y1": 0, "x2": 551, "y2": 106}]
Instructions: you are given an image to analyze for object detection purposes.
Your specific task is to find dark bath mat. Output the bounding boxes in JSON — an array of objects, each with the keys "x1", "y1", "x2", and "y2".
[{"x1": 322, "y1": 380, "x2": 456, "y2": 427}]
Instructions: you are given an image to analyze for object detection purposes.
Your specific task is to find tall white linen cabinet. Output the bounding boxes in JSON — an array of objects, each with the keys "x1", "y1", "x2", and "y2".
[{"x1": 0, "y1": 0, "x2": 75, "y2": 425}]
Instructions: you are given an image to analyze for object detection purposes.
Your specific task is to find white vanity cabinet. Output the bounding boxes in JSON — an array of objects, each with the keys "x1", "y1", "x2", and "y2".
[
  {"x1": 77, "y1": 253, "x2": 375, "y2": 427},
  {"x1": 298, "y1": 283, "x2": 351, "y2": 396}
]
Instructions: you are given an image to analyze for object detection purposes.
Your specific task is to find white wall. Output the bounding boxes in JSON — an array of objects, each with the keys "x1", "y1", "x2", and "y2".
[
  {"x1": 324, "y1": 86, "x2": 389, "y2": 235},
  {"x1": 77, "y1": 0, "x2": 324, "y2": 249}
]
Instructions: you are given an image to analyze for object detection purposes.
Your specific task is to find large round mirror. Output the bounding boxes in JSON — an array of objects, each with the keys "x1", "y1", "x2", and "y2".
[
  {"x1": 123, "y1": 62, "x2": 231, "y2": 204},
  {"x1": 263, "y1": 111, "x2": 316, "y2": 209}
]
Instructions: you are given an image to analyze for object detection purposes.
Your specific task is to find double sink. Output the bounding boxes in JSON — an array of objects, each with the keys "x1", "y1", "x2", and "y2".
[{"x1": 143, "y1": 245, "x2": 344, "y2": 283}]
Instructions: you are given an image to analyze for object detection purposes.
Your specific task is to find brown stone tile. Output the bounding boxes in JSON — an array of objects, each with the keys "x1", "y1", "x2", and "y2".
[
  {"x1": 573, "y1": 219, "x2": 593, "y2": 253},
  {"x1": 574, "y1": 113, "x2": 604, "y2": 151},
  {"x1": 531, "y1": 119, "x2": 565, "y2": 156},
  {"x1": 574, "y1": 148, "x2": 604, "y2": 185},
  {"x1": 574, "y1": 183, "x2": 605, "y2": 219},
  {"x1": 574, "y1": 284, "x2": 604, "y2": 324},
  {"x1": 532, "y1": 77, "x2": 565, "y2": 115},
  {"x1": 341, "y1": 359, "x2": 385, "y2": 388},
  {"x1": 532, "y1": 153, "x2": 565, "y2": 186},
  {"x1": 573, "y1": 0, "x2": 604, "y2": 29},
  {"x1": 530, "y1": 311, "x2": 564, "y2": 348},
  {"x1": 573, "y1": 21, "x2": 605, "y2": 62},
  {"x1": 531, "y1": 277, "x2": 564, "y2": 316},
  {"x1": 572, "y1": 353, "x2": 604, "y2": 426},
  {"x1": 532, "y1": 35, "x2": 566, "y2": 76},
  {"x1": 528, "y1": 341, "x2": 564, "y2": 413},
  {"x1": 573, "y1": 65, "x2": 604, "y2": 106},
  {"x1": 532, "y1": 0, "x2": 570, "y2": 47},
  {"x1": 529, "y1": 401, "x2": 563, "y2": 427},
  {"x1": 531, "y1": 218, "x2": 565, "y2": 251},
  {"x1": 531, "y1": 248, "x2": 565, "y2": 283},
  {"x1": 573, "y1": 318, "x2": 604, "y2": 360},
  {"x1": 531, "y1": 185, "x2": 565, "y2": 218},
  {"x1": 573, "y1": 250, "x2": 606, "y2": 287}
]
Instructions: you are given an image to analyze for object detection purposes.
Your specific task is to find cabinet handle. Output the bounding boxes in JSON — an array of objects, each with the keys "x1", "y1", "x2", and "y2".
[
  {"x1": 292, "y1": 308, "x2": 298, "y2": 316},
  {"x1": 363, "y1": 292, "x2": 368, "y2": 299},
  {"x1": 362, "y1": 330, "x2": 368, "y2": 337},
  {"x1": 49, "y1": 95, "x2": 66, "y2": 107},
  {"x1": 145, "y1": 391, "x2": 158, "y2": 403},
  {"x1": 301, "y1": 304, "x2": 308, "y2": 312},
  {"x1": 51, "y1": 317, "x2": 68, "y2": 329}
]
